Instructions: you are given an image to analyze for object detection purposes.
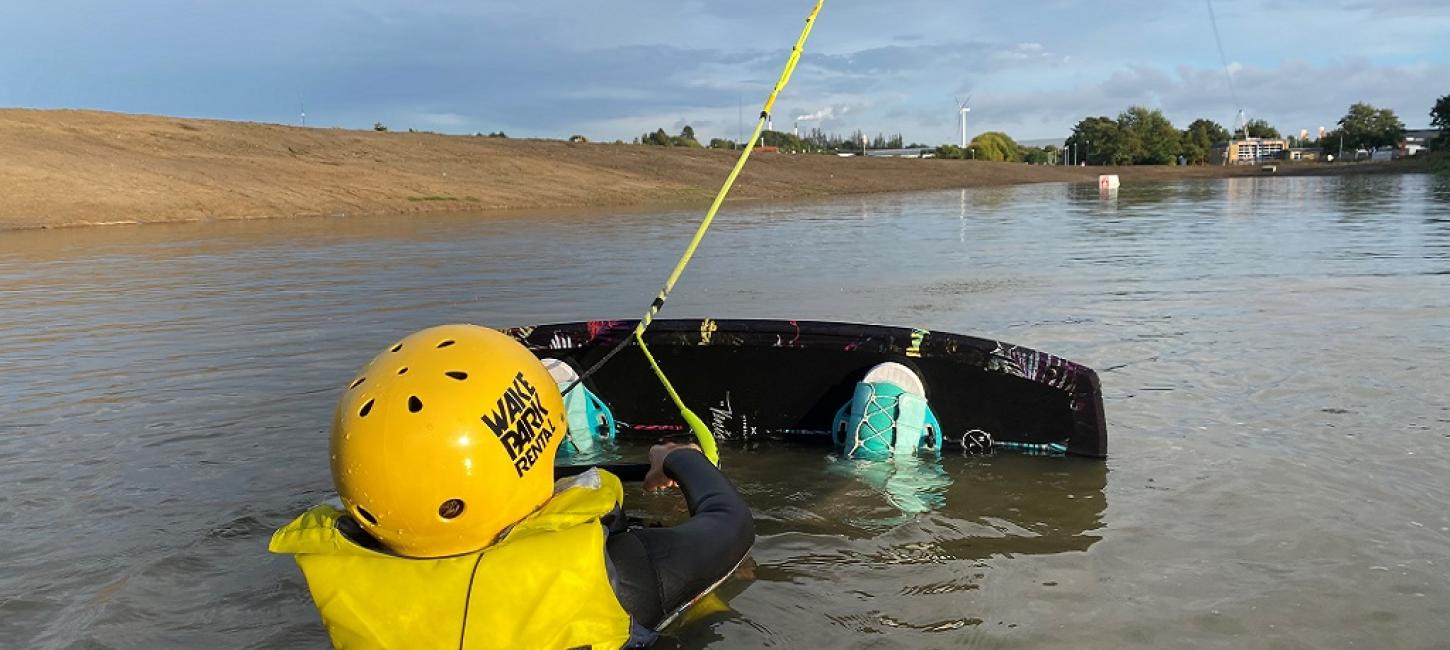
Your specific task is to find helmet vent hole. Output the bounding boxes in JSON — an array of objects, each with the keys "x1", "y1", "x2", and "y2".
[
  {"x1": 437, "y1": 340, "x2": 455, "y2": 348},
  {"x1": 355, "y1": 506, "x2": 379, "y2": 526},
  {"x1": 391, "y1": 343, "x2": 403, "y2": 353},
  {"x1": 359, "y1": 399, "x2": 375, "y2": 417},
  {"x1": 438, "y1": 499, "x2": 465, "y2": 519},
  {"x1": 349, "y1": 377, "x2": 365, "y2": 389},
  {"x1": 408, "y1": 396, "x2": 423, "y2": 413},
  {"x1": 397, "y1": 367, "x2": 409, "y2": 375},
  {"x1": 445, "y1": 371, "x2": 468, "y2": 381}
]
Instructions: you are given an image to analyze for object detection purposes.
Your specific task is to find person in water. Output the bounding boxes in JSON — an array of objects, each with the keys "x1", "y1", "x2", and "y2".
[{"x1": 270, "y1": 324, "x2": 754, "y2": 649}]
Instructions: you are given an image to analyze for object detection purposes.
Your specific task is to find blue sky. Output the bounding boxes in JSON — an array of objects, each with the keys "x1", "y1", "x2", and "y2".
[{"x1": 3, "y1": 1, "x2": 1447, "y2": 143}]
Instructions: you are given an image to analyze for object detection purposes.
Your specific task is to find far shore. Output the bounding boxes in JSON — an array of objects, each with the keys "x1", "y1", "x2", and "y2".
[{"x1": 0, "y1": 109, "x2": 1436, "y2": 231}]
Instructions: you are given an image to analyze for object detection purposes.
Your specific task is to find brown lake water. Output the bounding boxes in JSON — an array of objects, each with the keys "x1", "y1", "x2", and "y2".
[{"x1": 2, "y1": 175, "x2": 1449, "y2": 648}]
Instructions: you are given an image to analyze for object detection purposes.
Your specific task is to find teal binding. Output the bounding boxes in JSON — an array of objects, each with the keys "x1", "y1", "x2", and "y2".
[
  {"x1": 832, "y1": 381, "x2": 943, "y2": 459},
  {"x1": 558, "y1": 382, "x2": 616, "y2": 457}
]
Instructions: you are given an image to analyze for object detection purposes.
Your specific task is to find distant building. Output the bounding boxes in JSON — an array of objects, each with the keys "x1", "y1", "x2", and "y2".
[
  {"x1": 1211, "y1": 137, "x2": 1290, "y2": 165},
  {"x1": 1400, "y1": 128, "x2": 1437, "y2": 157},
  {"x1": 1287, "y1": 148, "x2": 1320, "y2": 161}
]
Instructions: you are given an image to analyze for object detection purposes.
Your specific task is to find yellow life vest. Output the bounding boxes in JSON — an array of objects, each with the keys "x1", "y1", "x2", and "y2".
[{"x1": 269, "y1": 469, "x2": 633, "y2": 650}]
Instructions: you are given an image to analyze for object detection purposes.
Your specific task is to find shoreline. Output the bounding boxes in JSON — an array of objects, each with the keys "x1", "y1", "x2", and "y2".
[{"x1": 1, "y1": 108, "x2": 1435, "y2": 231}]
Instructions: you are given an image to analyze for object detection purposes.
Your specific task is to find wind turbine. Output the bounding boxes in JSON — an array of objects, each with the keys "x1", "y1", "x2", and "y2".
[{"x1": 955, "y1": 96, "x2": 972, "y2": 149}]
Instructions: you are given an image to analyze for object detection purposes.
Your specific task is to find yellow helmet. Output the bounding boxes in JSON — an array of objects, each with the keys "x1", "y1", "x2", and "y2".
[{"x1": 331, "y1": 324, "x2": 566, "y2": 558}]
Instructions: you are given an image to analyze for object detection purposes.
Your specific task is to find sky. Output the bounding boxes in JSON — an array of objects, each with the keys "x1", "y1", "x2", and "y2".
[{"x1": 2, "y1": 1, "x2": 1448, "y2": 144}]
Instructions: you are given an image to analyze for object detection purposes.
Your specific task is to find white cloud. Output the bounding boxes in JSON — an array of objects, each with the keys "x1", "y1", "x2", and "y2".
[
  {"x1": 796, "y1": 107, "x2": 837, "y2": 122},
  {"x1": 1, "y1": 1, "x2": 1446, "y2": 144},
  {"x1": 970, "y1": 58, "x2": 1449, "y2": 138}
]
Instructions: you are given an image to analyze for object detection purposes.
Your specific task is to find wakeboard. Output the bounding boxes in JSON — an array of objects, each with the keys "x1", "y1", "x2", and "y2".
[{"x1": 508, "y1": 319, "x2": 1106, "y2": 458}]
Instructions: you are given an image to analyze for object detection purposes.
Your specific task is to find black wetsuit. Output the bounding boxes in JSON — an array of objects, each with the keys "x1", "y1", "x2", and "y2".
[{"x1": 603, "y1": 448, "x2": 755, "y2": 632}]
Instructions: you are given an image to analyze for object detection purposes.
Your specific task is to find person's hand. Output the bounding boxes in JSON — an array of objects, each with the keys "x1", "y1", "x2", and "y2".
[{"x1": 644, "y1": 442, "x2": 700, "y2": 492}]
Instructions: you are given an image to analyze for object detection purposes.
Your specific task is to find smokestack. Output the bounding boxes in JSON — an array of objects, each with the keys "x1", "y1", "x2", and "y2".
[{"x1": 794, "y1": 122, "x2": 799, "y2": 138}]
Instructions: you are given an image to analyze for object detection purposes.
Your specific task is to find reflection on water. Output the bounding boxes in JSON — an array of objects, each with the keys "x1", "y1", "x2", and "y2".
[
  {"x1": 2, "y1": 174, "x2": 1449, "y2": 648},
  {"x1": 823, "y1": 454, "x2": 952, "y2": 526},
  {"x1": 630, "y1": 445, "x2": 1107, "y2": 648}
]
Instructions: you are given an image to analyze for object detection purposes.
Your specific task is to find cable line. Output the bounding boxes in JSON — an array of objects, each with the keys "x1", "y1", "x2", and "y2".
[
  {"x1": 562, "y1": 1, "x2": 827, "y2": 465},
  {"x1": 1205, "y1": 0, "x2": 1246, "y2": 135}
]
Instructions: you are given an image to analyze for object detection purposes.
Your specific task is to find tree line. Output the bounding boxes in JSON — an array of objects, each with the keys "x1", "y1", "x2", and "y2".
[
  {"x1": 1059, "y1": 101, "x2": 1426, "y2": 165},
  {"x1": 637, "y1": 125, "x2": 927, "y2": 153},
  {"x1": 365, "y1": 92, "x2": 1449, "y2": 159},
  {"x1": 933, "y1": 132, "x2": 1059, "y2": 162},
  {"x1": 623, "y1": 93, "x2": 1449, "y2": 162},
  {"x1": 640, "y1": 126, "x2": 702, "y2": 147}
]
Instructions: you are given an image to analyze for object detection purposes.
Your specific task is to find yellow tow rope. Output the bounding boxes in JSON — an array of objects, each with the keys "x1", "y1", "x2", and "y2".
[{"x1": 618, "y1": 1, "x2": 826, "y2": 465}]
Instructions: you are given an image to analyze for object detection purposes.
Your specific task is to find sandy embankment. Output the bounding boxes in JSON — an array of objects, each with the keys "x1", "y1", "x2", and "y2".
[{"x1": 0, "y1": 109, "x2": 1430, "y2": 230}]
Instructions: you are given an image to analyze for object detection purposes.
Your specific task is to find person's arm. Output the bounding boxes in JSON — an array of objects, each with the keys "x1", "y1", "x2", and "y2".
[
  {"x1": 647, "y1": 444, "x2": 753, "y2": 534},
  {"x1": 606, "y1": 445, "x2": 754, "y2": 629}
]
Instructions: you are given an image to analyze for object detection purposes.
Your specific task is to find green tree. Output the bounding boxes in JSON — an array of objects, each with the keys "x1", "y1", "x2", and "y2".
[
  {"x1": 673, "y1": 125, "x2": 701, "y2": 147},
  {"x1": 933, "y1": 144, "x2": 965, "y2": 159},
  {"x1": 1180, "y1": 118, "x2": 1230, "y2": 164},
  {"x1": 1243, "y1": 118, "x2": 1279, "y2": 139},
  {"x1": 1337, "y1": 102, "x2": 1405, "y2": 151},
  {"x1": 1317, "y1": 128, "x2": 1345, "y2": 157},
  {"x1": 642, "y1": 128, "x2": 671, "y2": 146},
  {"x1": 1429, "y1": 94, "x2": 1450, "y2": 149},
  {"x1": 373, "y1": 122, "x2": 388, "y2": 132},
  {"x1": 708, "y1": 138, "x2": 737, "y2": 149},
  {"x1": 967, "y1": 131, "x2": 1020, "y2": 161},
  {"x1": 760, "y1": 130, "x2": 813, "y2": 152},
  {"x1": 1118, "y1": 106, "x2": 1180, "y2": 164},
  {"x1": 1021, "y1": 146, "x2": 1050, "y2": 164},
  {"x1": 1064, "y1": 108, "x2": 1183, "y2": 165},
  {"x1": 1065, "y1": 116, "x2": 1120, "y2": 165}
]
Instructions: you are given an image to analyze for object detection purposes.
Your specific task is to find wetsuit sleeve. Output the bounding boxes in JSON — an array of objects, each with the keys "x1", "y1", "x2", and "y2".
[{"x1": 606, "y1": 449, "x2": 755, "y2": 629}]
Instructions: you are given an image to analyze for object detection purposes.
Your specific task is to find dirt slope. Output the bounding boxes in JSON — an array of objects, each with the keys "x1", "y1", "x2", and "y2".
[{"x1": 0, "y1": 109, "x2": 1426, "y2": 230}]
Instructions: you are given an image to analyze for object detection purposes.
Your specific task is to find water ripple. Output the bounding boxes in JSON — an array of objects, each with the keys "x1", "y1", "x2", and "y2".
[{"x1": 2, "y1": 175, "x2": 1448, "y2": 648}]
